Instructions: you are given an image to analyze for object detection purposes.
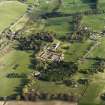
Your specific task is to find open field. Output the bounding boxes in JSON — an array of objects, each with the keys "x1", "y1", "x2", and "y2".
[
  {"x1": 79, "y1": 71, "x2": 105, "y2": 105},
  {"x1": 78, "y1": 37, "x2": 105, "y2": 105},
  {"x1": 0, "y1": 1, "x2": 27, "y2": 32},
  {"x1": 0, "y1": 50, "x2": 33, "y2": 96},
  {"x1": 81, "y1": 14, "x2": 105, "y2": 31},
  {"x1": 1, "y1": 0, "x2": 105, "y2": 105},
  {"x1": 64, "y1": 40, "x2": 93, "y2": 62},
  {"x1": 58, "y1": 0, "x2": 90, "y2": 14},
  {"x1": 45, "y1": 16, "x2": 73, "y2": 36}
]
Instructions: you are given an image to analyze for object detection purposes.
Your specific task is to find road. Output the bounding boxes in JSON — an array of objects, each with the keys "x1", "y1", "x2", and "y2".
[{"x1": 0, "y1": 101, "x2": 77, "y2": 105}]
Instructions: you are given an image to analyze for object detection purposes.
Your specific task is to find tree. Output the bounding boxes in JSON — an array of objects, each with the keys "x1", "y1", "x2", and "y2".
[
  {"x1": 52, "y1": 0, "x2": 63, "y2": 12},
  {"x1": 91, "y1": 0, "x2": 99, "y2": 10},
  {"x1": 38, "y1": 61, "x2": 78, "y2": 81},
  {"x1": 100, "y1": 93, "x2": 105, "y2": 101},
  {"x1": 96, "y1": 0, "x2": 99, "y2": 9},
  {"x1": 22, "y1": 85, "x2": 29, "y2": 100}
]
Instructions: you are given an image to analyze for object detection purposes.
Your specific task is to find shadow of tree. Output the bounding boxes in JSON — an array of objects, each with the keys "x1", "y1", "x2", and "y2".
[{"x1": 80, "y1": 0, "x2": 97, "y2": 9}]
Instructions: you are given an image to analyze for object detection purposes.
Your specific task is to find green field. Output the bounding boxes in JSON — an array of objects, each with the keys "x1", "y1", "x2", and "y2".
[
  {"x1": 64, "y1": 40, "x2": 93, "y2": 62},
  {"x1": 81, "y1": 14, "x2": 105, "y2": 31},
  {"x1": 45, "y1": 16, "x2": 73, "y2": 36},
  {"x1": 58, "y1": 0, "x2": 90, "y2": 14},
  {"x1": 0, "y1": 1, "x2": 27, "y2": 32},
  {"x1": 0, "y1": 50, "x2": 33, "y2": 96},
  {"x1": 1, "y1": 0, "x2": 105, "y2": 104},
  {"x1": 0, "y1": 0, "x2": 29, "y2": 96}
]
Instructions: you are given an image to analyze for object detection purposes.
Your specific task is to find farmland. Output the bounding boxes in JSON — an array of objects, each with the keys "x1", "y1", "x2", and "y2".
[{"x1": 0, "y1": 0, "x2": 105, "y2": 105}]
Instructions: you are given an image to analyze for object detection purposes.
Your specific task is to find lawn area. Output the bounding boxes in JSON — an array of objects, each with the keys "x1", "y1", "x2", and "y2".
[
  {"x1": 0, "y1": 1, "x2": 27, "y2": 33},
  {"x1": 78, "y1": 36, "x2": 105, "y2": 70},
  {"x1": 98, "y1": 0, "x2": 105, "y2": 10},
  {"x1": 78, "y1": 59, "x2": 95, "y2": 71},
  {"x1": 10, "y1": 15, "x2": 29, "y2": 32},
  {"x1": 79, "y1": 81, "x2": 105, "y2": 105},
  {"x1": 0, "y1": 50, "x2": 33, "y2": 96},
  {"x1": 78, "y1": 37, "x2": 105, "y2": 105},
  {"x1": 88, "y1": 37, "x2": 105, "y2": 58},
  {"x1": 81, "y1": 14, "x2": 105, "y2": 31},
  {"x1": 58, "y1": 0, "x2": 91, "y2": 14},
  {"x1": 45, "y1": 16, "x2": 73, "y2": 36},
  {"x1": 27, "y1": 0, "x2": 91, "y2": 14},
  {"x1": 79, "y1": 71, "x2": 105, "y2": 105},
  {"x1": 31, "y1": 79, "x2": 87, "y2": 97},
  {"x1": 27, "y1": 0, "x2": 34, "y2": 4},
  {"x1": 64, "y1": 40, "x2": 93, "y2": 62}
]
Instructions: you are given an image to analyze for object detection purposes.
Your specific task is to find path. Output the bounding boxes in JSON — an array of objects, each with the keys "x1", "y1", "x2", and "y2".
[
  {"x1": 0, "y1": 101, "x2": 77, "y2": 105},
  {"x1": 83, "y1": 41, "x2": 100, "y2": 59}
]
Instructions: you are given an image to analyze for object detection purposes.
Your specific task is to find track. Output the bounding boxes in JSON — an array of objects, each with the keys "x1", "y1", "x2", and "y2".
[{"x1": 0, "y1": 101, "x2": 77, "y2": 105}]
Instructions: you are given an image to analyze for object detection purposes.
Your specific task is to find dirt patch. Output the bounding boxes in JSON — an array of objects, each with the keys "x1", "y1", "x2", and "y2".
[{"x1": 0, "y1": 101, "x2": 77, "y2": 105}]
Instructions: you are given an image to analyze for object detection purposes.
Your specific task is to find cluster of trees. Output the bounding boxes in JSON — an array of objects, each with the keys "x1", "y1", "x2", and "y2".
[
  {"x1": 22, "y1": 90, "x2": 78, "y2": 102},
  {"x1": 81, "y1": 0, "x2": 99, "y2": 10},
  {"x1": 32, "y1": 32, "x2": 54, "y2": 42},
  {"x1": 16, "y1": 32, "x2": 54, "y2": 50},
  {"x1": 29, "y1": 53, "x2": 78, "y2": 82},
  {"x1": 37, "y1": 61, "x2": 78, "y2": 81},
  {"x1": 80, "y1": 57, "x2": 105, "y2": 74},
  {"x1": 6, "y1": 73, "x2": 26, "y2": 78},
  {"x1": 68, "y1": 27, "x2": 91, "y2": 42},
  {"x1": 63, "y1": 78, "x2": 89, "y2": 87},
  {"x1": 72, "y1": 14, "x2": 83, "y2": 32},
  {"x1": 100, "y1": 92, "x2": 105, "y2": 101},
  {"x1": 77, "y1": 79, "x2": 89, "y2": 85},
  {"x1": 90, "y1": 59, "x2": 105, "y2": 73},
  {"x1": 16, "y1": 36, "x2": 41, "y2": 50},
  {"x1": 91, "y1": 0, "x2": 99, "y2": 10},
  {"x1": 63, "y1": 79, "x2": 76, "y2": 87}
]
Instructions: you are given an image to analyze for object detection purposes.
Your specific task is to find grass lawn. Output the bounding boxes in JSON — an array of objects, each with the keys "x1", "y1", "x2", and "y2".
[
  {"x1": 88, "y1": 38, "x2": 105, "y2": 58},
  {"x1": 0, "y1": 50, "x2": 33, "y2": 96},
  {"x1": 79, "y1": 71, "x2": 105, "y2": 105},
  {"x1": 78, "y1": 59, "x2": 96, "y2": 71},
  {"x1": 0, "y1": 1, "x2": 27, "y2": 33},
  {"x1": 81, "y1": 14, "x2": 105, "y2": 31},
  {"x1": 58, "y1": 0, "x2": 91, "y2": 14},
  {"x1": 64, "y1": 40, "x2": 93, "y2": 62},
  {"x1": 79, "y1": 81, "x2": 105, "y2": 105},
  {"x1": 79, "y1": 37, "x2": 105, "y2": 71},
  {"x1": 45, "y1": 16, "x2": 73, "y2": 37},
  {"x1": 31, "y1": 79, "x2": 87, "y2": 97},
  {"x1": 78, "y1": 37, "x2": 105, "y2": 105}
]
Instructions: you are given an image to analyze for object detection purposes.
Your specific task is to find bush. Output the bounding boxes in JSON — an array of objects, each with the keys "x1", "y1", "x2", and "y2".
[
  {"x1": 100, "y1": 93, "x2": 105, "y2": 101},
  {"x1": 63, "y1": 80, "x2": 75, "y2": 86},
  {"x1": 61, "y1": 44, "x2": 69, "y2": 49}
]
